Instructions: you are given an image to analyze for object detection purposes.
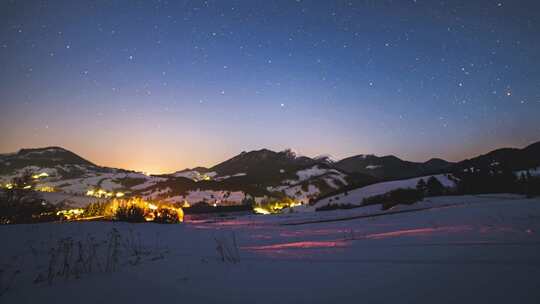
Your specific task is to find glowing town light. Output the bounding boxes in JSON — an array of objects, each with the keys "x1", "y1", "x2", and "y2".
[
  {"x1": 56, "y1": 208, "x2": 84, "y2": 220},
  {"x1": 32, "y1": 172, "x2": 49, "y2": 179},
  {"x1": 86, "y1": 188, "x2": 122, "y2": 198},
  {"x1": 253, "y1": 198, "x2": 302, "y2": 214},
  {"x1": 36, "y1": 186, "x2": 55, "y2": 192},
  {"x1": 148, "y1": 203, "x2": 158, "y2": 210},
  {"x1": 253, "y1": 207, "x2": 271, "y2": 215},
  {"x1": 144, "y1": 213, "x2": 155, "y2": 221}
]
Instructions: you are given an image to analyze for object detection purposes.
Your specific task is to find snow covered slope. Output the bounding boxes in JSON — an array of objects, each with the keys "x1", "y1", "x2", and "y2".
[
  {"x1": 309, "y1": 174, "x2": 455, "y2": 210},
  {"x1": 266, "y1": 165, "x2": 350, "y2": 204},
  {"x1": 1, "y1": 194, "x2": 540, "y2": 303},
  {"x1": 0, "y1": 147, "x2": 365, "y2": 208}
]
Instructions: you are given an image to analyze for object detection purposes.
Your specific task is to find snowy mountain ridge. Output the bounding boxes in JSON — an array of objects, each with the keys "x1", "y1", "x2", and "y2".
[{"x1": 1, "y1": 141, "x2": 539, "y2": 208}]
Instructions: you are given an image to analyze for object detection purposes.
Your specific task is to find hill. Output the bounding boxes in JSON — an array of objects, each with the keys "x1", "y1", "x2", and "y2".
[{"x1": 335, "y1": 154, "x2": 453, "y2": 180}]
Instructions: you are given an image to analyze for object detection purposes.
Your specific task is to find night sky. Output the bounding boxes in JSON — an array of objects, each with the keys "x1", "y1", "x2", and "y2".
[{"x1": 1, "y1": 0, "x2": 539, "y2": 174}]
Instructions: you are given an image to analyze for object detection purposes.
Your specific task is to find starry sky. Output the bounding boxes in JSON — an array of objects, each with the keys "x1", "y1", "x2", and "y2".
[{"x1": 1, "y1": 0, "x2": 539, "y2": 174}]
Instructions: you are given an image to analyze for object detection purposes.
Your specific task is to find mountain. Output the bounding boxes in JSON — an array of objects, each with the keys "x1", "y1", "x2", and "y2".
[
  {"x1": 0, "y1": 147, "x2": 370, "y2": 207},
  {"x1": 203, "y1": 148, "x2": 375, "y2": 203},
  {"x1": 334, "y1": 140, "x2": 540, "y2": 181},
  {"x1": 0, "y1": 147, "x2": 110, "y2": 178},
  {"x1": 2, "y1": 141, "x2": 538, "y2": 208},
  {"x1": 335, "y1": 154, "x2": 454, "y2": 180},
  {"x1": 451, "y1": 141, "x2": 540, "y2": 173},
  {"x1": 0, "y1": 147, "x2": 94, "y2": 168},
  {"x1": 209, "y1": 149, "x2": 318, "y2": 185}
]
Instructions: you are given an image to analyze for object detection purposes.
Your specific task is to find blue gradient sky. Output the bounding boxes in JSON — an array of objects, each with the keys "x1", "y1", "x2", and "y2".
[{"x1": 1, "y1": 0, "x2": 539, "y2": 173}]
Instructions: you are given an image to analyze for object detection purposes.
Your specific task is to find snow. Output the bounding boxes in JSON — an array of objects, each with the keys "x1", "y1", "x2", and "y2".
[
  {"x1": 311, "y1": 174, "x2": 455, "y2": 210},
  {"x1": 365, "y1": 164, "x2": 382, "y2": 169},
  {"x1": 1, "y1": 194, "x2": 539, "y2": 303},
  {"x1": 323, "y1": 177, "x2": 340, "y2": 189},
  {"x1": 0, "y1": 166, "x2": 164, "y2": 196},
  {"x1": 206, "y1": 171, "x2": 218, "y2": 178},
  {"x1": 31, "y1": 171, "x2": 162, "y2": 194},
  {"x1": 142, "y1": 187, "x2": 172, "y2": 200},
  {"x1": 45, "y1": 175, "x2": 124, "y2": 193},
  {"x1": 290, "y1": 165, "x2": 345, "y2": 185},
  {"x1": 39, "y1": 192, "x2": 106, "y2": 208},
  {"x1": 266, "y1": 166, "x2": 348, "y2": 203},
  {"x1": 323, "y1": 174, "x2": 347, "y2": 189},
  {"x1": 282, "y1": 184, "x2": 320, "y2": 204},
  {"x1": 172, "y1": 170, "x2": 212, "y2": 181},
  {"x1": 22, "y1": 148, "x2": 66, "y2": 156},
  {"x1": 100, "y1": 179, "x2": 122, "y2": 191},
  {"x1": 215, "y1": 172, "x2": 247, "y2": 181},
  {"x1": 515, "y1": 166, "x2": 540, "y2": 177},
  {"x1": 172, "y1": 171, "x2": 217, "y2": 181},
  {"x1": 267, "y1": 182, "x2": 321, "y2": 204},
  {"x1": 295, "y1": 165, "x2": 330, "y2": 181},
  {"x1": 130, "y1": 176, "x2": 167, "y2": 190}
]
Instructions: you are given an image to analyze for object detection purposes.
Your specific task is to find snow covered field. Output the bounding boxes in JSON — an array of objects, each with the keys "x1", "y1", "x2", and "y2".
[
  {"x1": 310, "y1": 173, "x2": 455, "y2": 210},
  {"x1": 1, "y1": 194, "x2": 540, "y2": 303}
]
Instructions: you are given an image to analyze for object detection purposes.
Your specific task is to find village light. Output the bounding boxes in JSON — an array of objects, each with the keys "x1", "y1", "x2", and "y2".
[
  {"x1": 75, "y1": 196, "x2": 184, "y2": 223},
  {"x1": 253, "y1": 207, "x2": 271, "y2": 215},
  {"x1": 57, "y1": 208, "x2": 84, "y2": 220},
  {"x1": 32, "y1": 172, "x2": 49, "y2": 179},
  {"x1": 36, "y1": 186, "x2": 55, "y2": 192},
  {"x1": 86, "y1": 188, "x2": 125, "y2": 198}
]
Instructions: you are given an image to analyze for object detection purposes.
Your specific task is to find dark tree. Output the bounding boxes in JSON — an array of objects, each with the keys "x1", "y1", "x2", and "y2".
[
  {"x1": 362, "y1": 188, "x2": 424, "y2": 210},
  {"x1": 154, "y1": 208, "x2": 180, "y2": 224},
  {"x1": 241, "y1": 195, "x2": 255, "y2": 206},
  {"x1": 416, "y1": 178, "x2": 427, "y2": 194},
  {"x1": 426, "y1": 176, "x2": 445, "y2": 196},
  {"x1": 115, "y1": 205, "x2": 146, "y2": 222},
  {"x1": 454, "y1": 166, "x2": 518, "y2": 195}
]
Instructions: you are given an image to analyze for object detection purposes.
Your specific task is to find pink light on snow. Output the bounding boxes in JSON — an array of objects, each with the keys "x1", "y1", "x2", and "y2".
[
  {"x1": 364, "y1": 225, "x2": 472, "y2": 239},
  {"x1": 243, "y1": 240, "x2": 349, "y2": 251}
]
